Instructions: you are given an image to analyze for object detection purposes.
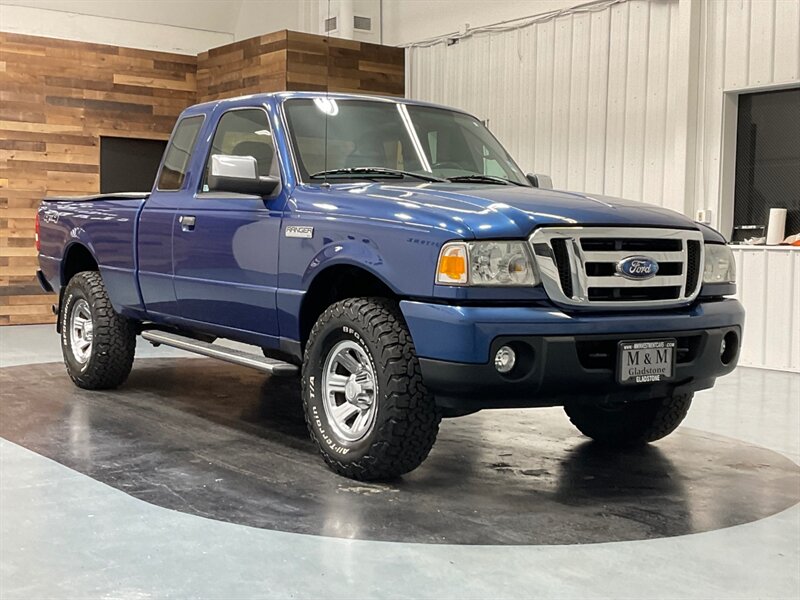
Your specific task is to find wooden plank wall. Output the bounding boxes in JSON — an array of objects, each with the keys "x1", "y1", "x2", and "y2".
[
  {"x1": 196, "y1": 31, "x2": 288, "y2": 102},
  {"x1": 197, "y1": 30, "x2": 404, "y2": 102},
  {"x1": 0, "y1": 32, "x2": 197, "y2": 325},
  {"x1": 1, "y1": 30, "x2": 404, "y2": 326},
  {"x1": 285, "y1": 31, "x2": 404, "y2": 96}
]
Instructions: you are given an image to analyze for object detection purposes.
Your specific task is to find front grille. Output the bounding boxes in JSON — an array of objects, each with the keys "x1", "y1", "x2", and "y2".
[
  {"x1": 587, "y1": 286, "x2": 682, "y2": 302},
  {"x1": 580, "y1": 238, "x2": 683, "y2": 252},
  {"x1": 585, "y1": 262, "x2": 683, "y2": 277},
  {"x1": 576, "y1": 334, "x2": 702, "y2": 370},
  {"x1": 550, "y1": 238, "x2": 573, "y2": 298},
  {"x1": 530, "y1": 227, "x2": 705, "y2": 309},
  {"x1": 685, "y1": 240, "x2": 701, "y2": 297}
]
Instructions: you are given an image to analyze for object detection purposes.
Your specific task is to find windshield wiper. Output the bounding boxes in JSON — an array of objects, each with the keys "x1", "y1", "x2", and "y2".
[
  {"x1": 446, "y1": 174, "x2": 525, "y2": 186},
  {"x1": 309, "y1": 167, "x2": 445, "y2": 183}
]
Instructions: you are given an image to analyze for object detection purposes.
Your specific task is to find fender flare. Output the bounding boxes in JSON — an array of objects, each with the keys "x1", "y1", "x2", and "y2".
[{"x1": 301, "y1": 239, "x2": 400, "y2": 294}]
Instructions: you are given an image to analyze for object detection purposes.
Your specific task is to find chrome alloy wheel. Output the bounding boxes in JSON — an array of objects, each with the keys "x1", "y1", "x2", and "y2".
[
  {"x1": 69, "y1": 298, "x2": 93, "y2": 364},
  {"x1": 322, "y1": 340, "x2": 378, "y2": 442}
]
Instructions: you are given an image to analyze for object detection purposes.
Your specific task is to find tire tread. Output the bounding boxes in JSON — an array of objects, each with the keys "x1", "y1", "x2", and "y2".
[
  {"x1": 565, "y1": 393, "x2": 693, "y2": 447},
  {"x1": 62, "y1": 271, "x2": 136, "y2": 390},
  {"x1": 302, "y1": 297, "x2": 440, "y2": 480}
]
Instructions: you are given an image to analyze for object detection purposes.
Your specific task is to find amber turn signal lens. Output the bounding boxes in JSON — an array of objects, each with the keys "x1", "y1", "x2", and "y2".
[
  {"x1": 436, "y1": 243, "x2": 468, "y2": 284},
  {"x1": 440, "y1": 255, "x2": 465, "y2": 278}
]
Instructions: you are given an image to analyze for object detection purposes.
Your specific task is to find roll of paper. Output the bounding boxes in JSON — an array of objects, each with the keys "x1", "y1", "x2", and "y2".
[{"x1": 766, "y1": 208, "x2": 787, "y2": 245}]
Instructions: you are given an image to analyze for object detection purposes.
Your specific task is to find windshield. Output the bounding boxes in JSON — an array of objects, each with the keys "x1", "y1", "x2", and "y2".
[{"x1": 283, "y1": 98, "x2": 528, "y2": 185}]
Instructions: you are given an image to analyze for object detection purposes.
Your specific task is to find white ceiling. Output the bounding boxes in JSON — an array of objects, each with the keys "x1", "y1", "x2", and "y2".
[
  {"x1": 1, "y1": 0, "x2": 244, "y2": 34},
  {"x1": 1, "y1": 0, "x2": 581, "y2": 52}
]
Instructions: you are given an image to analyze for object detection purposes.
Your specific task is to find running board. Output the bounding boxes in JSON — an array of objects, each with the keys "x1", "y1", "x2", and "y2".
[{"x1": 141, "y1": 330, "x2": 299, "y2": 377}]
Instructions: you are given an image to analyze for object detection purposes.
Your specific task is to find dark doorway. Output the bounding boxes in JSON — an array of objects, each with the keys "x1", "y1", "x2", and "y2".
[
  {"x1": 733, "y1": 87, "x2": 800, "y2": 240},
  {"x1": 100, "y1": 137, "x2": 168, "y2": 193}
]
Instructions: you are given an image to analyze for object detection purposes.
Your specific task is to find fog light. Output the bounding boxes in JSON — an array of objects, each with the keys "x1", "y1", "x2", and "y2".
[
  {"x1": 721, "y1": 331, "x2": 738, "y2": 365},
  {"x1": 495, "y1": 346, "x2": 516, "y2": 373}
]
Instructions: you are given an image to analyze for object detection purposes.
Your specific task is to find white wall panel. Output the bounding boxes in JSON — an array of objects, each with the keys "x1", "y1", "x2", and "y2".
[
  {"x1": 774, "y1": 0, "x2": 800, "y2": 82},
  {"x1": 0, "y1": 0, "x2": 322, "y2": 53},
  {"x1": 383, "y1": 0, "x2": 578, "y2": 46},
  {"x1": 233, "y1": 0, "x2": 308, "y2": 41},
  {"x1": 408, "y1": 0, "x2": 682, "y2": 209},
  {"x1": 0, "y1": 3, "x2": 232, "y2": 54},
  {"x1": 1, "y1": 0, "x2": 242, "y2": 35},
  {"x1": 693, "y1": 0, "x2": 800, "y2": 222},
  {"x1": 408, "y1": 0, "x2": 800, "y2": 223},
  {"x1": 733, "y1": 248, "x2": 800, "y2": 373}
]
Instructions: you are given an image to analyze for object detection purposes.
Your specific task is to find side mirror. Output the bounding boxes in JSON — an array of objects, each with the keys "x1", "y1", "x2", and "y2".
[
  {"x1": 526, "y1": 173, "x2": 553, "y2": 189},
  {"x1": 208, "y1": 154, "x2": 280, "y2": 197}
]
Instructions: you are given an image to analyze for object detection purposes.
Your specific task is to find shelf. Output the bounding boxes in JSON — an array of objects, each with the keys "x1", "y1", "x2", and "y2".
[{"x1": 729, "y1": 245, "x2": 799, "y2": 251}]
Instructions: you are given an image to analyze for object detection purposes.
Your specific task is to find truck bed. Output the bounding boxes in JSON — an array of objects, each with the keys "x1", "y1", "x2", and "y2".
[
  {"x1": 43, "y1": 192, "x2": 150, "y2": 203},
  {"x1": 38, "y1": 192, "x2": 151, "y2": 316}
]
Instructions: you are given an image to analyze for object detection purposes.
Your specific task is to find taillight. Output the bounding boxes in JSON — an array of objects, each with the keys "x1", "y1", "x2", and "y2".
[{"x1": 35, "y1": 212, "x2": 41, "y2": 252}]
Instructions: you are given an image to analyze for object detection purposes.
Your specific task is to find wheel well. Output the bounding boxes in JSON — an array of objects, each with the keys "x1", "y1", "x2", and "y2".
[
  {"x1": 62, "y1": 244, "x2": 98, "y2": 285},
  {"x1": 299, "y1": 265, "x2": 397, "y2": 348}
]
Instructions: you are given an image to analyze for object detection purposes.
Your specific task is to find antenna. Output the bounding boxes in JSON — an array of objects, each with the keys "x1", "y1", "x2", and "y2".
[{"x1": 323, "y1": 0, "x2": 331, "y2": 187}]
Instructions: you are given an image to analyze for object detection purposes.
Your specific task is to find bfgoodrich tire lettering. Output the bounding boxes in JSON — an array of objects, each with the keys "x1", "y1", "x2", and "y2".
[
  {"x1": 565, "y1": 393, "x2": 693, "y2": 447},
  {"x1": 302, "y1": 297, "x2": 441, "y2": 480},
  {"x1": 61, "y1": 271, "x2": 136, "y2": 390}
]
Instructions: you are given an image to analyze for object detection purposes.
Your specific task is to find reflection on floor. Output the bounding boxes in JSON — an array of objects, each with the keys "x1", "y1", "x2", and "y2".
[
  {"x1": 1, "y1": 325, "x2": 798, "y2": 599},
  {"x1": 1, "y1": 358, "x2": 798, "y2": 545}
]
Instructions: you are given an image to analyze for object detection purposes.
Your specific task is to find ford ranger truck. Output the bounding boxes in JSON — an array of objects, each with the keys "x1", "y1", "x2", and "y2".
[{"x1": 36, "y1": 92, "x2": 743, "y2": 481}]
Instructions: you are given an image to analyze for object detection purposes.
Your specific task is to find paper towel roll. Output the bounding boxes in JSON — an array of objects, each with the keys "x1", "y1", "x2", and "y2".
[{"x1": 766, "y1": 208, "x2": 787, "y2": 245}]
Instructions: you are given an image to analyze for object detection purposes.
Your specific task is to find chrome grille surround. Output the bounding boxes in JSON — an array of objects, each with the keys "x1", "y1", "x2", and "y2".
[{"x1": 529, "y1": 227, "x2": 705, "y2": 309}]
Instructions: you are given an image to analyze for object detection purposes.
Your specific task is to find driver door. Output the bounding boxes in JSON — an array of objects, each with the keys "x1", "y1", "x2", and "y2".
[{"x1": 171, "y1": 107, "x2": 284, "y2": 341}]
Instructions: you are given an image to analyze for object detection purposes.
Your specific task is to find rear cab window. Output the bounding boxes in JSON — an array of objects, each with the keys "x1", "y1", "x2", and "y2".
[{"x1": 156, "y1": 115, "x2": 205, "y2": 191}]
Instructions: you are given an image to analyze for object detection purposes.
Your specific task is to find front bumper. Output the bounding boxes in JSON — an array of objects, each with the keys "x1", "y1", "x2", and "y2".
[{"x1": 400, "y1": 298, "x2": 744, "y2": 410}]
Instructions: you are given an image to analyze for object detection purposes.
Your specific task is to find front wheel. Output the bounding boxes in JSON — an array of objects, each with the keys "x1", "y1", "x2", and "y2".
[
  {"x1": 565, "y1": 393, "x2": 693, "y2": 447},
  {"x1": 60, "y1": 271, "x2": 136, "y2": 390},
  {"x1": 302, "y1": 298, "x2": 441, "y2": 480}
]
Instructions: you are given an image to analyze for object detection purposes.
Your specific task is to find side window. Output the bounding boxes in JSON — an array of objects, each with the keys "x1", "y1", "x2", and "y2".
[
  {"x1": 156, "y1": 115, "x2": 204, "y2": 191},
  {"x1": 482, "y1": 145, "x2": 506, "y2": 177},
  {"x1": 202, "y1": 109, "x2": 278, "y2": 192}
]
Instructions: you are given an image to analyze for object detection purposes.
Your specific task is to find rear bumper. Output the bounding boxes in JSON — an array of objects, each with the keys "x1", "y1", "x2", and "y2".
[
  {"x1": 35, "y1": 268, "x2": 54, "y2": 293},
  {"x1": 400, "y1": 298, "x2": 744, "y2": 411}
]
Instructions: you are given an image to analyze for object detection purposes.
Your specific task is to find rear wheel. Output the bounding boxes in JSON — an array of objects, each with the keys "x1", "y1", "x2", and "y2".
[
  {"x1": 302, "y1": 297, "x2": 441, "y2": 480},
  {"x1": 564, "y1": 393, "x2": 693, "y2": 447},
  {"x1": 60, "y1": 271, "x2": 136, "y2": 390}
]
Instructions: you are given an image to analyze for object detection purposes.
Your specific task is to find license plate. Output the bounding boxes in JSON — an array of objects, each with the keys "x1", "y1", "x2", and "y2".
[{"x1": 617, "y1": 339, "x2": 676, "y2": 384}]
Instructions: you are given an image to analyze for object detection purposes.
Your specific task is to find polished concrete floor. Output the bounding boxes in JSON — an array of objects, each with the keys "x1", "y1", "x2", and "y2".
[{"x1": 1, "y1": 325, "x2": 799, "y2": 598}]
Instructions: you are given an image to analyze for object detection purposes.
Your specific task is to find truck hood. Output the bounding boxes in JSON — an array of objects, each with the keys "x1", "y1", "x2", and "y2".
[{"x1": 306, "y1": 182, "x2": 713, "y2": 239}]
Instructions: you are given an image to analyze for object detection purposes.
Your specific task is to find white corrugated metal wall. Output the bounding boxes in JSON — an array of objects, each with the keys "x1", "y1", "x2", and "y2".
[
  {"x1": 406, "y1": 0, "x2": 800, "y2": 373},
  {"x1": 733, "y1": 248, "x2": 800, "y2": 372},
  {"x1": 407, "y1": 0, "x2": 800, "y2": 219},
  {"x1": 694, "y1": 0, "x2": 800, "y2": 229},
  {"x1": 407, "y1": 0, "x2": 686, "y2": 212}
]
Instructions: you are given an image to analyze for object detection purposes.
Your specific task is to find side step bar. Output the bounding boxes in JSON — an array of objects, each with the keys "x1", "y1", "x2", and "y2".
[{"x1": 141, "y1": 330, "x2": 299, "y2": 377}]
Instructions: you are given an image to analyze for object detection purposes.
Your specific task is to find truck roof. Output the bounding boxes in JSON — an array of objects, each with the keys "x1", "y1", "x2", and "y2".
[{"x1": 188, "y1": 91, "x2": 475, "y2": 119}]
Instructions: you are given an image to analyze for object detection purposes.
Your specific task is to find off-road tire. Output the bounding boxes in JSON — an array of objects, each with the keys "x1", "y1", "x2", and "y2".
[
  {"x1": 61, "y1": 271, "x2": 136, "y2": 390},
  {"x1": 564, "y1": 393, "x2": 693, "y2": 447},
  {"x1": 302, "y1": 297, "x2": 441, "y2": 480}
]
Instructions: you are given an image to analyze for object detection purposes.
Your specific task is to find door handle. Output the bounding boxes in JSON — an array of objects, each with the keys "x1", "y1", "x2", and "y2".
[{"x1": 179, "y1": 215, "x2": 196, "y2": 232}]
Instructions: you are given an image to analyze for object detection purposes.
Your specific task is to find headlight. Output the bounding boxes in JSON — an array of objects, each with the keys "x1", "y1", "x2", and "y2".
[
  {"x1": 436, "y1": 241, "x2": 538, "y2": 286},
  {"x1": 703, "y1": 244, "x2": 736, "y2": 284}
]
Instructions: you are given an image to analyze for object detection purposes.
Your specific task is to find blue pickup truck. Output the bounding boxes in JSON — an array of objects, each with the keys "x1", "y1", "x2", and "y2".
[{"x1": 37, "y1": 92, "x2": 743, "y2": 480}]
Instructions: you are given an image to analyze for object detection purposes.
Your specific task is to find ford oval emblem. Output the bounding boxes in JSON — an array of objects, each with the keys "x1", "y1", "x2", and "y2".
[{"x1": 616, "y1": 256, "x2": 659, "y2": 280}]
